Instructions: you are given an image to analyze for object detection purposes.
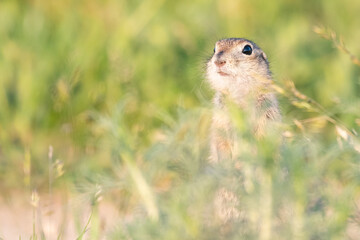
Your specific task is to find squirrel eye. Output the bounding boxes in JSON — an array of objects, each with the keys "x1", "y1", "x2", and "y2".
[
  {"x1": 242, "y1": 45, "x2": 252, "y2": 55},
  {"x1": 213, "y1": 47, "x2": 216, "y2": 53}
]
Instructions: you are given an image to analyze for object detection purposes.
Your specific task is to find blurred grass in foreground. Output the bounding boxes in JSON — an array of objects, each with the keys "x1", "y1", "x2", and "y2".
[{"x1": 0, "y1": 0, "x2": 360, "y2": 239}]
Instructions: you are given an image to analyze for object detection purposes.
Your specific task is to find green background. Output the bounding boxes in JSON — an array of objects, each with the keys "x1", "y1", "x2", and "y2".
[{"x1": 0, "y1": 0, "x2": 360, "y2": 239}]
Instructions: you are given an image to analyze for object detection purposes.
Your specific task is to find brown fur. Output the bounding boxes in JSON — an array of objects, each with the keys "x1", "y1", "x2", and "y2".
[{"x1": 206, "y1": 38, "x2": 281, "y2": 163}]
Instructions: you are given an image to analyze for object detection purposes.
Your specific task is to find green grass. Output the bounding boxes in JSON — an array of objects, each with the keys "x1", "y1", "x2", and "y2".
[{"x1": 0, "y1": 0, "x2": 360, "y2": 239}]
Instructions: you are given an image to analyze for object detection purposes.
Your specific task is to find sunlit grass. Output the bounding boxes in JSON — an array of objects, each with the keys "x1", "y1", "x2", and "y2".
[{"x1": 0, "y1": 0, "x2": 360, "y2": 239}]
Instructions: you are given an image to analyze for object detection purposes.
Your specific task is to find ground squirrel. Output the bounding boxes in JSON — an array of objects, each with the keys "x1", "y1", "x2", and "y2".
[{"x1": 207, "y1": 38, "x2": 281, "y2": 163}]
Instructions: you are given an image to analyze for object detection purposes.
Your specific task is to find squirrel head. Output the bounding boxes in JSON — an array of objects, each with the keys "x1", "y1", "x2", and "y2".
[{"x1": 206, "y1": 38, "x2": 272, "y2": 99}]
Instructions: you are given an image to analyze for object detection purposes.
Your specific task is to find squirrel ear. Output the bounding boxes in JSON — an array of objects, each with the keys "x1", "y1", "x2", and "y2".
[{"x1": 260, "y1": 52, "x2": 267, "y2": 61}]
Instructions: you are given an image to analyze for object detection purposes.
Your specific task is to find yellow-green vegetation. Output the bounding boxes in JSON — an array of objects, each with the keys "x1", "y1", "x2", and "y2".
[{"x1": 0, "y1": 0, "x2": 360, "y2": 239}]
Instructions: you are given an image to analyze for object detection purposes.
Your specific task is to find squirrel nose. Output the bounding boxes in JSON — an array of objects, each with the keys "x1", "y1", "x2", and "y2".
[{"x1": 214, "y1": 59, "x2": 226, "y2": 67}]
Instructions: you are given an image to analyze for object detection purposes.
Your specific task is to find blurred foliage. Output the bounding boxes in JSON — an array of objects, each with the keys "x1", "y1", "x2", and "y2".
[{"x1": 0, "y1": 0, "x2": 360, "y2": 239}]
